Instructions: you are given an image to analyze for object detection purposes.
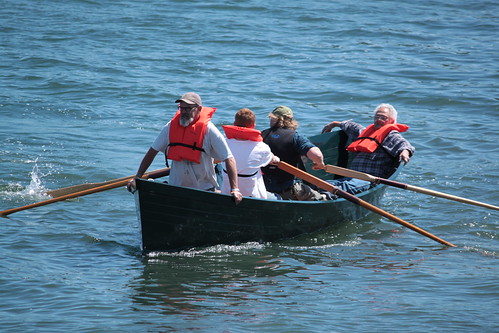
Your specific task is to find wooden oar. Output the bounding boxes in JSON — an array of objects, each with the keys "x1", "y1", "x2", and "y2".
[
  {"x1": 0, "y1": 168, "x2": 170, "y2": 217},
  {"x1": 277, "y1": 161, "x2": 456, "y2": 247},
  {"x1": 46, "y1": 168, "x2": 170, "y2": 198},
  {"x1": 324, "y1": 164, "x2": 499, "y2": 211}
]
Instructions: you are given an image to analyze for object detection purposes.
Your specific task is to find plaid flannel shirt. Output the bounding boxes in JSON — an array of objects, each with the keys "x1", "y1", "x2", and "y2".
[{"x1": 341, "y1": 120, "x2": 415, "y2": 178}]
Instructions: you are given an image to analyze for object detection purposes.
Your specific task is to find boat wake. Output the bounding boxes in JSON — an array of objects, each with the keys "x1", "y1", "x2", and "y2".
[
  {"x1": 146, "y1": 242, "x2": 268, "y2": 258},
  {"x1": 144, "y1": 239, "x2": 363, "y2": 259},
  {"x1": 282, "y1": 239, "x2": 362, "y2": 250}
]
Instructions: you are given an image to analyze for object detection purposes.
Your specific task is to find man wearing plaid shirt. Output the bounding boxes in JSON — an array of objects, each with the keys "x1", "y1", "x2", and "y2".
[{"x1": 321, "y1": 103, "x2": 415, "y2": 195}]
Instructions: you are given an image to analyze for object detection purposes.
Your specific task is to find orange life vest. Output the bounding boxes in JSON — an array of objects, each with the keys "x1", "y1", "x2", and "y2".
[
  {"x1": 346, "y1": 123, "x2": 409, "y2": 153},
  {"x1": 167, "y1": 106, "x2": 216, "y2": 163},
  {"x1": 222, "y1": 125, "x2": 263, "y2": 142}
]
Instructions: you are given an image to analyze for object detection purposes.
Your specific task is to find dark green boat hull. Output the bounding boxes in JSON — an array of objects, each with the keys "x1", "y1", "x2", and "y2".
[{"x1": 133, "y1": 131, "x2": 401, "y2": 252}]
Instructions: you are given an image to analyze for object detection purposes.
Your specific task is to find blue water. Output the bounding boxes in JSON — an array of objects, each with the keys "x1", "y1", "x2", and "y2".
[{"x1": 1, "y1": 0, "x2": 498, "y2": 332}]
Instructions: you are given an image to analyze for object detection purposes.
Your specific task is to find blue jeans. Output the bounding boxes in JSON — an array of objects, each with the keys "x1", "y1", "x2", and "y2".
[{"x1": 325, "y1": 177, "x2": 372, "y2": 196}]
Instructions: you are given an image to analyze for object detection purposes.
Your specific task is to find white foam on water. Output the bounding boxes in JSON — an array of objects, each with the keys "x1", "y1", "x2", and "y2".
[{"x1": 0, "y1": 159, "x2": 50, "y2": 202}]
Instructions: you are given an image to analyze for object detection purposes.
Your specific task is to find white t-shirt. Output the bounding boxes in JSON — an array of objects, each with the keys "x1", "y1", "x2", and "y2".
[
  {"x1": 152, "y1": 121, "x2": 232, "y2": 190},
  {"x1": 222, "y1": 138, "x2": 273, "y2": 199}
]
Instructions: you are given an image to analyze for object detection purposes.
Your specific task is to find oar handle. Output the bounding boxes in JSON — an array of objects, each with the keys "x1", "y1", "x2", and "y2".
[
  {"x1": 278, "y1": 162, "x2": 455, "y2": 247},
  {"x1": 324, "y1": 164, "x2": 376, "y2": 182},
  {"x1": 144, "y1": 168, "x2": 171, "y2": 180}
]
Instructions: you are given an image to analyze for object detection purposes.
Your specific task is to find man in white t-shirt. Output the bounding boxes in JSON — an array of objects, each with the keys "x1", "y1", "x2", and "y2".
[
  {"x1": 221, "y1": 108, "x2": 279, "y2": 199},
  {"x1": 127, "y1": 92, "x2": 242, "y2": 204}
]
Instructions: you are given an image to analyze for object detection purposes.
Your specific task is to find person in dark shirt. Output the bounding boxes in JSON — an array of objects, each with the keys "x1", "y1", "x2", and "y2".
[{"x1": 262, "y1": 106, "x2": 326, "y2": 200}]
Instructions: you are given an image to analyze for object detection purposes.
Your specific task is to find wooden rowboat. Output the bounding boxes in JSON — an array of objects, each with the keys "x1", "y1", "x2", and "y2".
[{"x1": 133, "y1": 131, "x2": 402, "y2": 252}]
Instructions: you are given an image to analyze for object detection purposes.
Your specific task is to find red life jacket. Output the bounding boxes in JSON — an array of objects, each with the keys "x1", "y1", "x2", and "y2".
[
  {"x1": 222, "y1": 125, "x2": 263, "y2": 142},
  {"x1": 167, "y1": 106, "x2": 216, "y2": 163},
  {"x1": 346, "y1": 123, "x2": 409, "y2": 153}
]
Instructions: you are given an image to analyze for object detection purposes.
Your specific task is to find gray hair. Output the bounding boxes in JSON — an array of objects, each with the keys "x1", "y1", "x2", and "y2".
[{"x1": 374, "y1": 103, "x2": 398, "y2": 122}]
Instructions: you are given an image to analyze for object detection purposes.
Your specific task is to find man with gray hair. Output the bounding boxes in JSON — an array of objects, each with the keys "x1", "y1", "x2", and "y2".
[{"x1": 321, "y1": 103, "x2": 415, "y2": 195}]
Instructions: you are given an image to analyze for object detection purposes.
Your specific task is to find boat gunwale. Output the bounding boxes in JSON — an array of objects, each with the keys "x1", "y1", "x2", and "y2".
[{"x1": 136, "y1": 161, "x2": 402, "y2": 205}]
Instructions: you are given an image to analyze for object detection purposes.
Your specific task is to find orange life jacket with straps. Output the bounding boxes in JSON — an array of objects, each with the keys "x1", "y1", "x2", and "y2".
[
  {"x1": 346, "y1": 123, "x2": 409, "y2": 153},
  {"x1": 222, "y1": 125, "x2": 263, "y2": 142},
  {"x1": 167, "y1": 107, "x2": 216, "y2": 163}
]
